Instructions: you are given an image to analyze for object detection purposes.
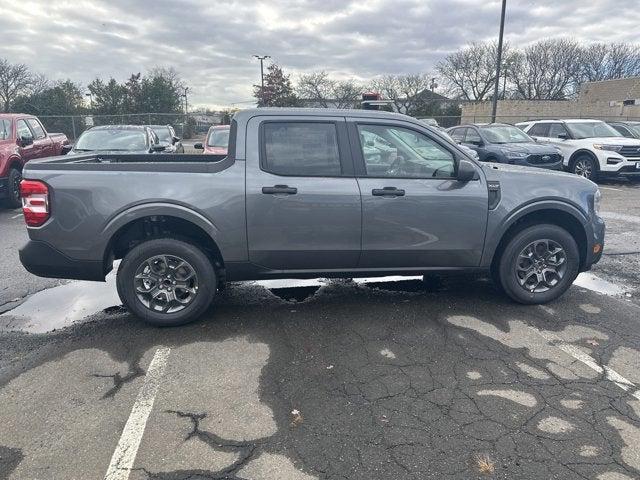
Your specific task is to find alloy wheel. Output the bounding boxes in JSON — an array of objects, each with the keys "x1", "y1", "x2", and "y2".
[
  {"x1": 574, "y1": 158, "x2": 592, "y2": 179},
  {"x1": 133, "y1": 254, "x2": 199, "y2": 313},
  {"x1": 515, "y1": 239, "x2": 567, "y2": 293}
]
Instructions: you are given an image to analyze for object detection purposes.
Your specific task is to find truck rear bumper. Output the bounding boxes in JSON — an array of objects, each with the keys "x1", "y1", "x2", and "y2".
[{"x1": 19, "y1": 240, "x2": 106, "y2": 281}]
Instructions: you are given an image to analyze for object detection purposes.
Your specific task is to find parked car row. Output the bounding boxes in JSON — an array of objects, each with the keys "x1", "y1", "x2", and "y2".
[
  {"x1": 446, "y1": 118, "x2": 640, "y2": 182},
  {"x1": 70, "y1": 124, "x2": 185, "y2": 155}
]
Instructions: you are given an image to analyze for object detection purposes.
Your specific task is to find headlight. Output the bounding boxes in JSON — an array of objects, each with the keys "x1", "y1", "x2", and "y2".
[
  {"x1": 593, "y1": 144, "x2": 623, "y2": 152},
  {"x1": 593, "y1": 189, "x2": 601, "y2": 215},
  {"x1": 503, "y1": 150, "x2": 527, "y2": 158}
]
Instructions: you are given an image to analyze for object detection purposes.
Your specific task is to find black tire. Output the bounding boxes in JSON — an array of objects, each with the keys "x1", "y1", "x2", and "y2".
[
  {"x1": 116, "y1": 238, "x2": 217, "y2": 326},
  {"x1": 5, "y1": 168, "x2": 22, "y2": 209},
  {"x1": 571, "y1": 154, "x2": 598, "y2": 182},
  {"x1": 498, "y1": 224, "x2": 579, "y2": 304}
]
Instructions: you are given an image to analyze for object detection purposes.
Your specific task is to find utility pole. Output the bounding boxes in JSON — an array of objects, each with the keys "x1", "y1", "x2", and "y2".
[
  {"x1": 253, "y1": 54, "x2": 270, "y2": 106},
  {"x1": 491, "y1": 0, "x2": 507, "y2": 123}
]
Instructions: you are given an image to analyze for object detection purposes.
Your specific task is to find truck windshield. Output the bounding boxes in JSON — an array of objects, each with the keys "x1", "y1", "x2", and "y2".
[
  {"x1": 75, "y1": 129, "x2": 148, "y2": 151},
  {"x1": 207, "y1": 128, "x2": 230, "y2": 147},
  {"x1": 480, "y1": 125, "x2": 532, "y2": 144},
  {"x1": 565, "y1": 122, "x2": 622, "y2": 139}
]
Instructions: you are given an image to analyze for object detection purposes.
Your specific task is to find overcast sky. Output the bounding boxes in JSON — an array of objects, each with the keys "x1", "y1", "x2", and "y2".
[{"x1": 1, "y1": 0, "x2": 639, "y2": 109}]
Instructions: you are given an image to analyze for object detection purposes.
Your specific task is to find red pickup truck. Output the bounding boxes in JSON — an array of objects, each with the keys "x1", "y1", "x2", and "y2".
[{"x1": 0, "y1": 114, "x2": 70, "y2": 207}]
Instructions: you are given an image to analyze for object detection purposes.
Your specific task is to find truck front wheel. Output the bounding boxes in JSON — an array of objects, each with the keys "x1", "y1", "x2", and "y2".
[
  {"x1": 5, "y1": 168, "x2": 22, "y2": 209},
  {"x1": 498, "y1": 224, "x2": 579, "y2": 304},
  {"x1": 116, "y1": 238, "x2": 217, "y2": 326}
]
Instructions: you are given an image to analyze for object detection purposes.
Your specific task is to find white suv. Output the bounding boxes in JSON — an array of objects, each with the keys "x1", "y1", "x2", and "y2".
[{"x1": 516, "y1": 119, "x2": 640, "y2": 181}]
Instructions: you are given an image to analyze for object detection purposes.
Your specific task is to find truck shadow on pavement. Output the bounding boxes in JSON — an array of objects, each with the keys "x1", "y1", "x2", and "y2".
[{"x1": 0, "y1": 275, "x2": 639, "y2": 479}]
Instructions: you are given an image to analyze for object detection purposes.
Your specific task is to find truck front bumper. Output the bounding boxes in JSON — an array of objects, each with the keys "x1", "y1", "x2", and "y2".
[
  {"x1": 19, "y1": 240, "x2": 106, "y2": 281},
  {"x1": 583, "y1": 214, "x2": 605, "y2": 271}
]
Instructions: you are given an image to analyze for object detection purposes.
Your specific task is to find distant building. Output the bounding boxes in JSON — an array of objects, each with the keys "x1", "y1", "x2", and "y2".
[{"x1": 461, "y1": 77, "x2": 640, "y2": 123}]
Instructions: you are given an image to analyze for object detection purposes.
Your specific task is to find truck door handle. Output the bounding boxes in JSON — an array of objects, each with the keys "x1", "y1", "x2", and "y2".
[
  {"x1": 262, "y1": 185, "x2": 297, "y2": 195},
  {"x1": 372, "y1": 187, "x2": 405, "y2": 197}
]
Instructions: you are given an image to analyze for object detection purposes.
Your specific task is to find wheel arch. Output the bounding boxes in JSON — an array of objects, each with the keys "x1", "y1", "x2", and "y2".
[
  {"x1": 101, "y1": 203, "x2": 225, "y2": 277},
  {"x1": 568, "y1": 149, "x2": 599, "y2": 171},
  {"x1": 486, "y1": 202, "x2": 589, "y2": 274}
]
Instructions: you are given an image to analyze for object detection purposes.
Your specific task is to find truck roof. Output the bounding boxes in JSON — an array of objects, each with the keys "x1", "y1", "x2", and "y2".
[
  {"x1": 233, "y1": 107, "x2": 415, "y2": 123},
  {"x1": 89, "y1": 125, "x2": 149, "y2": 131}
]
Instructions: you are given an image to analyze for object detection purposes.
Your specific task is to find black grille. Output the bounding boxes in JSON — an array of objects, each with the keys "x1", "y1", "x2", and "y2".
[
  {"x1": 619, "y1": 146, "x2": 640, "y2": 158},
  {"x1": 527, "y1": 153, "x2": 561, "y2": 165}
]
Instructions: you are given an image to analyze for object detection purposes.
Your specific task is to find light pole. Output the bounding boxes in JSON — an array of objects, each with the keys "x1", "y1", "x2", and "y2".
[
  {"x1": 491, "y1": 0, "x2": 507, "y2": 123},
  {"x1": 253, "y1": 54, "x2": 270, "y2": 105},
  {"x1": 85, "y1": 92, "x2": 93, "y2": 110},
  {"x1": 182, "y1": 87, "x2": 189, "y2": 114}
]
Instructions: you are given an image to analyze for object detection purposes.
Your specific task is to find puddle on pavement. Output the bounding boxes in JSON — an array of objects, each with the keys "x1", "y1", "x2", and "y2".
[
  {"x1": 0, "y1": 273, "x2": 121, "y2": 334},
  {"x1": 268, "y1": 286, "x2": 321, "y2": 302},
  {"x1": 574, "y1": 272, "x2": 628, "y2": 297}
]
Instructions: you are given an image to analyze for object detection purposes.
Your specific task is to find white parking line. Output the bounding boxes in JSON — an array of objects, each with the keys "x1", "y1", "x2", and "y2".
[
  {"x1": 530, "y1": 324, "x2": 640, "y2": 401},
  {"x1": 600, "y1": 186, "x2": 622, "y2": 192},
  {"x1": 11, "y1": 213, "x2": 22, "y2": 219},
  {"x1": 104, "y1": 347, "x2": 171, "y2": 480}
]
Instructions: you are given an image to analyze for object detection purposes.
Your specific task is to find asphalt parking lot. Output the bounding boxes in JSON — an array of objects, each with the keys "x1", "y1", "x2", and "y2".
[{"x1": 0, "y1": 182, "x2": 640, "y2": 480}]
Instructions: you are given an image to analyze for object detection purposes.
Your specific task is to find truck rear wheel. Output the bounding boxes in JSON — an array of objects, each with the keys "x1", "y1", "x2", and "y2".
[
  {"x1": 498, "y1": 224, "x2": 579, "y2": 304},
  {"x1": 116, "y1": 238, "x2": 217, "y2": 326}
]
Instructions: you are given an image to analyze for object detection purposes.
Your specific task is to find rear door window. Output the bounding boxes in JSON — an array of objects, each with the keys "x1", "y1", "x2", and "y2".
[
  {"x1": 528, "y1": 123, "x2": 550, "y2": 137},
  {"x1": 548, "y1": 123, "x2": 569, "y2": 138},
  {"x1": 262, "y1": 122, "x2": 342, "y2": 176}
]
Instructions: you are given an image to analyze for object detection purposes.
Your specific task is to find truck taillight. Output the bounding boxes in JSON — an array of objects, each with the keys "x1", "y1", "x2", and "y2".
[{"x1": 20, "y1": 180, "x2": 50, "y2": 227}]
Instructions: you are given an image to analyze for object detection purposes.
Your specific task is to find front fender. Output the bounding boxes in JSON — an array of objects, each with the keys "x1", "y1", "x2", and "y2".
[{"x1": 481, "y1": 199, "x2": 590, "y2": 267}]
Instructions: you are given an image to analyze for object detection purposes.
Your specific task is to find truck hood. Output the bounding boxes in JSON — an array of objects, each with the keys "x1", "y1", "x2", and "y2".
[
  {"x1": 578, "y1": 136, "x2": 640, "y2": 145},
  {"x1": 494, "y1": 142, "x2": 559, "y2": 154},
  {"x1": 481, "y1": 161, "x2": 592, "y2": 183}
]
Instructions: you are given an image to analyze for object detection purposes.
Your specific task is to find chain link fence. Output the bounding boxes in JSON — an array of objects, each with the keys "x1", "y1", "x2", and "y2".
[
  {"x1": 36, "y1": 111, "x2": 640, "y2": 141},
  {"x1": 36, "y1": 113, "x2": 218, "y2": 141}
]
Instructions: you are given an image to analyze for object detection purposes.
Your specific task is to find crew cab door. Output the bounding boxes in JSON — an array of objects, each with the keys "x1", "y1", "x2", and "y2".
[
  {"x1": 349, "y1": 119, "x2": 488, "y2": 268},
  {"x1": 245, "y1": 116, "x2": 361, "y2": 270}
]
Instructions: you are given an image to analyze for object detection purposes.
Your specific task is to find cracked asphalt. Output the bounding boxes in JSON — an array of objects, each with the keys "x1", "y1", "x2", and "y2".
[{"x1": 0, "y1": 182, "x2": 639, "y2": 480}]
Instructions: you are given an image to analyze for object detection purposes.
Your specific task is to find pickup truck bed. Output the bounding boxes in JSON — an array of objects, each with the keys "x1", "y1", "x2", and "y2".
[{"x1": 18, "y1": 108, "x2": 605, "y2": 326}]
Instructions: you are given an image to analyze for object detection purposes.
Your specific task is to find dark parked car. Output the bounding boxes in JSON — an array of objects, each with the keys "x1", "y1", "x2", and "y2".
[
  {"x1": 69, "y1": 125, "x2": 165, "y2": 155},
  {"x1": 19, "y1": 108, "x2": 604, "y2": 326},
  {"x1": 448, "y1": 123, "x2": 563, "y2": 170},
  {"x1": 149, "y1": 124, "x2": 184, "y2": 153},
  {"x1": 608, "y1": 121, "x2": 640, "y2": 139}
]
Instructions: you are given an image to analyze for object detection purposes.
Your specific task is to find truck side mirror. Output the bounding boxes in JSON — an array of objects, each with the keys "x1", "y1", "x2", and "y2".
[
  {"x1": 193, "y1": 142, "x2": 204, "y2": 150},
  {"x1": 61, "y1": 144, "x2": 73, "y2": 155},
  {"x1": 172, "y1": 136, "x2": 181, "y2": 144},
  {"x1": 20, "y1": 136, "x2": 34, "y2": 147},
  {"x1": 457, "y1": 158, "x2": 478, "y2": 182},
  {"x1": 557, "y1": 133, "x2": 569, "y2": 140}
]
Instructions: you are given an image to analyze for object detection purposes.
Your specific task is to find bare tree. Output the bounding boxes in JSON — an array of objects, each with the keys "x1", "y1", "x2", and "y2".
[
  {"x1": 296, "y1": 71, "x2": 362, "y2": 109},
  {"x1": 510, "y1": 39, "x2": 582, "y2": 100},
  {"x1": 579, "y1": 43, "x2": 640, "y2": 83},
  {"x1": 369, "y1": 74, "x2": 434, "y2": 114},
  {"x1": 437, "y1": 42, "x2": 509, "y2": 101},
  {"x1": 0, "y1": 58, "x2": 33, "y2": 111}
]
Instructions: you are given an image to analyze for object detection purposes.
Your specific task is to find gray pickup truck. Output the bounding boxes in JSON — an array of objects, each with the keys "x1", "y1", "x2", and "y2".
[{"x1": 19, "y1": 108, "x2": 605, "y2": 326}]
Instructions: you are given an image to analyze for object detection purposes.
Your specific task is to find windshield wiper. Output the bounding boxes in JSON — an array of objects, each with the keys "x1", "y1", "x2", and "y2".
[{"x1": 72, "y1": 148, "x2": 93, "y2": 152}]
